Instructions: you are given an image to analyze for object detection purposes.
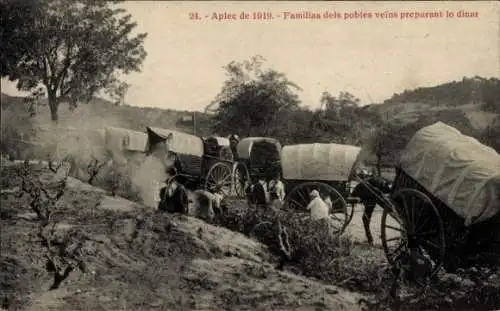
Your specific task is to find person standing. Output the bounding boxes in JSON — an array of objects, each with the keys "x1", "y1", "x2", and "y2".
[
  {"x1": 268, "y1": 173, "x2": 285, "y2": 209},
  {"x1": 248, "y1": 176, "x2": 268, "y2": 207},
  {"x1": 228, "y1": 134, "x2": 240, "y2": 160}
]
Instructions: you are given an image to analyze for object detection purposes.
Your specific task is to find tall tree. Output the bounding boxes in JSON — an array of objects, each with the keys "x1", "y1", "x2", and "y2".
[
  {"x1": 312, "y1": 91, "x2": 372, "y2": 145},
  {"x1": 367, "y1": 124, "x2": 404, "y2": 175},
  {"x1": 209, "y1": 56, "x2": 302, "y2": 137},
  {"x1": 0, "y1": 0, "x2": 147, "y2": 122}
]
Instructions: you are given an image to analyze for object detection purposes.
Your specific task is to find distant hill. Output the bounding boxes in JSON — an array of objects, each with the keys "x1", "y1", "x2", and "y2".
[
  {"x1": 1, "y1": 75, "x2": 499, "y2": 161},
  {"x1": 364, "y1": 76, "x2": 500, "y2": 130},
  {"x1": 0, "y1": 93, "x2": 213, "y2": 136}
]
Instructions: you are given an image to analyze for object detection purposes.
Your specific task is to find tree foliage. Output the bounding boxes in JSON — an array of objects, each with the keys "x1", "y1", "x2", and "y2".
[
  {"x1": 210, "y1": 56, "x2": 302, "y2": 136},
  {"x1": 0, "y1": 0, "x2": 147, "y2": 121},
  {"x1": 367, "y1": 123, "x2": 407, "y2": 173},
  {"x1": 311, "y1": 91, "x2": 379, "y2": 145}
]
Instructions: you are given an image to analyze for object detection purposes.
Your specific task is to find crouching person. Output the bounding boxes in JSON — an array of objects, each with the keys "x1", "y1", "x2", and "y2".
[
  {"x1": 158, "y1": 177, "x2": 189, "y2": 214},
  {"x1": 192, "y1": 187, "x2": 226, "y2": 222},
  {"x1": 306, "y1": 190, "x2": 329, "y2": 221}
]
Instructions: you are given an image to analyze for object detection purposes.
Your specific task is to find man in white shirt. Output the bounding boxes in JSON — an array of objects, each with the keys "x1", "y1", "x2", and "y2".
[
  {"x1": 268, "y1": 174, "x2": 285, "y2": 209},
  {"x1": 306, "y1": 190, "x2": 329, "y2": 220}
]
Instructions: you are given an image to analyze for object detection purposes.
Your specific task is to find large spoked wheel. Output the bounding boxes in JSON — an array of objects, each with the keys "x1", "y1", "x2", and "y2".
[
  {"x1": 232, "y1": 162, "x2": 250, "y2": 198},
  {"x1": 284, "y1": 182, "x2": 349, "y2": 235},
  {"x1": 381, "y1": 188, "x2": 446, "y2": 283},
  {"x1": 204, "y1": 162, "x2": 233, "y2": 196}
]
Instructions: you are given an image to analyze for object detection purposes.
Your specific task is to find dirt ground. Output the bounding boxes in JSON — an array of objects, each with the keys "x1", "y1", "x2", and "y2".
[
  {"x1": 1, "y1": 164, "x2": 499, "y2": 311},
  {"x1": 1, "y1": 170, "x2": 366, "y2": 311}
]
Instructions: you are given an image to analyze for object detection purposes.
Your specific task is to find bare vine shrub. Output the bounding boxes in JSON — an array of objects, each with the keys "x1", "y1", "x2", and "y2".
[
  {"x1": 17, "y1": 163, "x2": 89, "y2": 290},
  {"x1": 86, "y1": 156, "x2": 106, "y2": 185}
]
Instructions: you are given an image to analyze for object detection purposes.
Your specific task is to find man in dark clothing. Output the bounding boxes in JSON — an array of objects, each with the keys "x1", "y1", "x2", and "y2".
[
  {"x1": 229, "y1": 134, "x2": 240, "y2": 160},
  {"x1": 158, "y1": 176, "x2": 189, "y2": 214},
  {"x1": 247, "y1": 176, "x2": 268, "y2": 207}
]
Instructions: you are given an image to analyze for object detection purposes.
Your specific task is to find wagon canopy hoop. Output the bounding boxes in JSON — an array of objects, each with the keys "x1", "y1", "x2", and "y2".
[{"x1": 236, "y1": 137, "x2": 282, "y2": 160}]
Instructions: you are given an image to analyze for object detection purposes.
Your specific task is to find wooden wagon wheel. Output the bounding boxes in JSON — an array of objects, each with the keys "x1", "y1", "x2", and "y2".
[
  {"x1": 284, "y1": 181, "x2": 349, "y2": 235},
  {"x1": 381, "y1": 188, "x2": 446, "y2": 283},
  {"x1": 232, "y1": 162, "x2": 250, "y2": 198},
  {"x1": 204, "y1": 162, "x2": 233, "y2": 196}
]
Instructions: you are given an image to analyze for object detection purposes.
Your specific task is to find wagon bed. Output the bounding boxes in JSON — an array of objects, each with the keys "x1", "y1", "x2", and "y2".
[{"x1": 145, "y1": 127, "x2": 241, "y2": 196}]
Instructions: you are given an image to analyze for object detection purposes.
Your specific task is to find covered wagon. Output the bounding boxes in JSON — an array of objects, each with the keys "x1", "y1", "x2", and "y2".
[
  {"x1": 375, "y1": 122, "x2": 500, "y2": 280},
  {"x1": 104, "y1": 126, "x2": 148, "y2": 166},
  {"x1": 145, "y1": 127, "x2": 235, "y2": 195},
  {"x1": 235, "y1": 137, "x2": 282, "y2": 179},
  {"x1": 231, "y1": 137, "x2": 282, "y2": 198},
  {"x1": 281, "y1": 143, "x2": 364, "y2": 233}
]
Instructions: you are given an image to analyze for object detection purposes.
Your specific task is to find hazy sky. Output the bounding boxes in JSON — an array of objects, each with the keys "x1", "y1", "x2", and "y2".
[{"x1": 1, "y1": 1, "x2": 499, "y2": 111}]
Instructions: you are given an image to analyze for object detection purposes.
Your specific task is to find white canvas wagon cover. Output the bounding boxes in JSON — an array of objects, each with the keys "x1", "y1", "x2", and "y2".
[
  {"x1": 400, "y1": 122, "x2": 500, "y2": 226},
  {"x1": 146, "y1": 127, "x2": 204, "y2": 157},
  {"x1": 236, "y1": 137, "x2": 282, "y2": 160},
  {"x1": 104, "y1": 127, "x2": 148, "y2": 153},
  {"x1": 281, "y1": 143, "x2": 362, "y2": 181}
]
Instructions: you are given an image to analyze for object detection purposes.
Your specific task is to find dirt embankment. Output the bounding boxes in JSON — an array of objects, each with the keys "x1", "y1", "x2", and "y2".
[{"x1": 1, "y1": 168, "x2": 364, "y2": 311}]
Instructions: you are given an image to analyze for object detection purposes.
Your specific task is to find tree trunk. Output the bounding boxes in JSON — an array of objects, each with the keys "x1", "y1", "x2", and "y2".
[{"x1": 48, "y1": 90, "x2": 59, "y2": 123}]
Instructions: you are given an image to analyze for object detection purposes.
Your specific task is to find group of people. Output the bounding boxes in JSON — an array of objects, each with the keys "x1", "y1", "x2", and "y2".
[
  {"x1": 155, "y1": 166, "x2": 228, "y2": 222},
  {"x1": 245, "y1": 173, "x2": 334, "y2": 221},
  {"x1": 245, "y1": 173, "x2": 286, "y2": 209}
]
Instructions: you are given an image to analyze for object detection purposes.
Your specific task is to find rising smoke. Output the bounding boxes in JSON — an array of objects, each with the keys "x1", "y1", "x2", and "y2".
[
  {"x1": 25, "y1": 103, "x2": 172, "y2": 207},
  {"x1": 128, "y1": 154, "x2": 170, "y2": 208}
]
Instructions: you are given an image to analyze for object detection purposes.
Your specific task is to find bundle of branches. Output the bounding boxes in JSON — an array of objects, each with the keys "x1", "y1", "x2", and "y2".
[{"x1": 216, "y1": 203, "x2": 353, "y2": 277}]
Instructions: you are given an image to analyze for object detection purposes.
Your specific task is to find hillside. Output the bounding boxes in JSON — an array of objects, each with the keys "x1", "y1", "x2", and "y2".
[
  {"x1": 364, "y1": 76, "x2": 500, "y2": 130},
  {"x1": 0, "y1": 164, "x2": 365, "y2": 311},
  {"x1": 0, "y1": 93, "x2": 213, "y2": 136},
  {"x1": 2, "y1": 76, "x2": 498, "y2": 137}
]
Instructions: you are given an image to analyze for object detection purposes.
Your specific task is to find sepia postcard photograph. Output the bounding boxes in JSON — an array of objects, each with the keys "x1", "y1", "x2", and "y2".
[{"x1": 1, "y1": 1, "x2": 499, "y2": 310}]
